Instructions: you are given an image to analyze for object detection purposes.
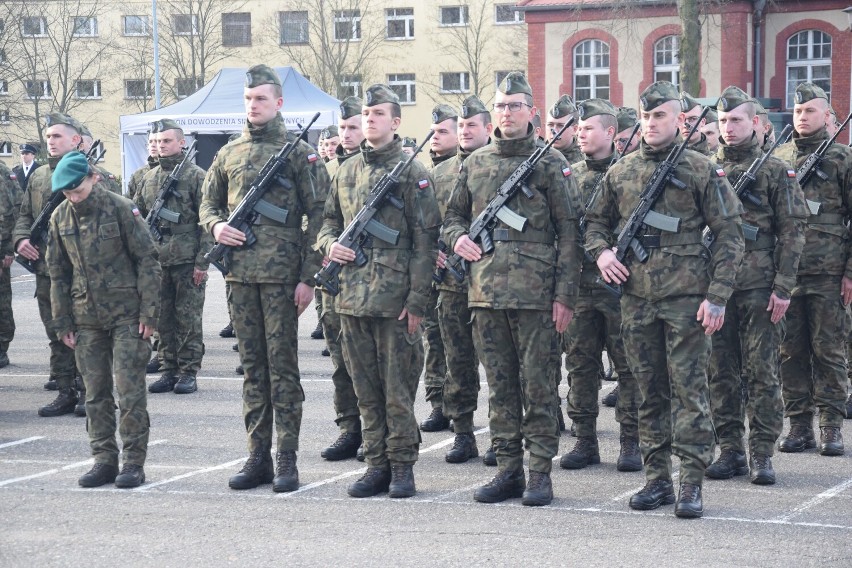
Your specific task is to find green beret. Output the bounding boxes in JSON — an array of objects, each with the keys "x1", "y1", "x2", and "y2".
[
  {"x1": 44, "y1": 112, "x2": 83, "y2": 134},
  {"x1": 150, "y1": 118, "x2": 182, "y2": 133},
  {"x1": 339, "y1": 96, "x2": 362, "y2": 120},
  {"x1": 460, "y1": 95, "x2": 488, "y2": 119},
  {"x1": 716, "y1": 85, "x2": 755, "y2": 113},
  {"x1": 704, "y1": 108, "x2": 718, "y2": 123},
  {"x1": 401, "y1": 137, "x2": 416, "y2": 148},
  {"x1": 639, "y1": 81, "x2": 680, "y2": 112},
  {"x1": 51, "y1": 151, "x2": 89, "y2": 192},
  {"x1": 577, "y1": 98, "x2": 617, "y2": 121},
  {"x1": 616, "y1": 107, "x2": 638, "y2": 132},
  {"x1": 431, "y1": 104, "x2": 458, "y2": 124},
  {"x1": 498, "y1": 72, "x2": 532, "y2": 96},
  {"x1": 364, "y1": 84, "x2": 400, "y2": 106},
  {"x1": 321, "y1": 125, "x2": 339, "y2": 139},
  {"x1": 680, "y1": 91, "x2": 702, "y2": 112},
  {"x1": 754, "y1": 101, "x2": 767, "y2": 116},
  {"x1": 245, "y1": 64, "x2": 281, "y2": 88},
  {"x1": 794, "y1": 82, "x2": 828, "y2": 105},
  {"x1": 549, "y1": 94, "x2": 576, "y2": 119}
]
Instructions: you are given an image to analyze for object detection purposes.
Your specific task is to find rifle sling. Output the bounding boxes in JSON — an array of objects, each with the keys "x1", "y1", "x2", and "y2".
[
  {"x1": 636, "y1": 231, "x2": 704, "y2": 248},
  {"x1": 491, "y1": 227, "x2": 555, "y2": 245}
]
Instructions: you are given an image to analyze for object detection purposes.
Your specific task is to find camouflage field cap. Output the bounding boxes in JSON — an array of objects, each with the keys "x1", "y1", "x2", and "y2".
[
  {"x1": 716, "y1": 86, "x2": 755, "y2": 112},
  {"x1": 364, "y1": 84, "x2": 400, "y2": 106},
  {"x1": 79, "y1": 124, "x2": 93, "y2": 138},
  {"x1": 577, "y1": 98, "x2": 617, "y2": 121},
  {"x1": 44, "y1": 112, "x2": 83, "y2": 134},
  {"x1": 401, "y1": 136, "x2": 417, "y2": 148},
  {"x1": 616, "y1": 107, "x2": 639, "y2": 131},
  {"x1": 680, "y1": 91, "x2": 702, "y2": 112},
  {"x1": 339, "y1": 96, "x2": 362, "y2": 120},
  {"x1": 498, "y1": 72, "x2": 532, "y2": 96},
  {"x1": 150, "y1": 118, "x2": 182, "y2": 133},
  {"x1": 460, "y1": 95, "x2": 488, "y2": 119},
  {"x1": 245, "y1": 64, "x2": 281, "y2": 88},
  {"x1": 639, "y1": 81, "x2": 680, "y2": 112},
  {"x1": 794, "y1": 83, "x2": 828, "y2": 104},
  {"x1": 754, "y1": 101, "x2": 768, "y2": 116},
  {"x1": 431, "y1": 104, "x2": 458, "y2": 124},
  {"x1": 51, "y1": 151, "x2": 89, "y2": 192},
  {"x1": 321, "y1": 125, "x2": 339, "y2": 139},
  {"x1": 705, "y1": 108, "x2": 718, "y2": 123},
  {"x1": 549, "y1": 94, "x2": 577, "y2": 119}
]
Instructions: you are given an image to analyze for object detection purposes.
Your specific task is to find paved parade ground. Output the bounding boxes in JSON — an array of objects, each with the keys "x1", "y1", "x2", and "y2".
[{"x1": 1, "y1": 264, "x2": 850, "y2": 566}]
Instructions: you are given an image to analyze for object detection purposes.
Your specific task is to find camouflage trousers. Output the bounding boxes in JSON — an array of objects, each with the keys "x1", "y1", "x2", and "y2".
[
  {"x1": 621, "y1": 294, "x2": 714, "y2": 486},
  {"x1": 564, "y1": 288, "x2": 638, "y2": 438},
  {"x1": 158, "y1": 264, "x2": 206, "y2": 375},
  {"x1": 472, "y1": 308, "x2": 560, "y2": 474},
  {"x1": 780, "y1": 275, "x2": 850, "y2": 428},
  {"x1": 319, "y1": 292, "x2": 359, "y2": 434},
  {"x1": 438, "y1": 289, "x2": 480, "y2": 433},
  {"x1": 231, "y1": 282, "x2": 304, "y2": 453},
  {"x1": 0, "y1": 265, "x2": 13, "y2": 353},
  {"x1": 36, "y1": 274, "x2": 76, "y2": 388},
  {"x1": 423, "y1": 287, "x2": 447, "y2": 409},
  {"x1": 76, "y1": 324, "x2": 151, "y2": 467},
  {"x1": 339, "y1": 315, "x2": 423, "y2": 467},
  {"x1": 709, "y1": 288, "x2": 784, "y2": 456}
]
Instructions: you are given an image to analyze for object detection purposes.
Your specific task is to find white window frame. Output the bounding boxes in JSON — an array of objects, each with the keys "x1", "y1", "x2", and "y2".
[
  {"x1": 279, "y1": 11, "x2": 308, "y2": 45},
  {"x1": 0, "y1": 109, "x2": 9, "y2": 124},
  {"x1": 786, "y1": 29, "x2": 832, "y2": 109},
  {"x1": 653, "y1": 35, "x2": 680, "y2": 89},
  {"x1": 338, "y1": 74, "x2": 362, "y2": 98},
  {"x1": 123, "y1": 15, "x2": 150, "y2": 36},
  {"x1": 222, "y1": 12, "x2": 251, "y2": 47},
  {"x1": 175, "y1": 77, "x2": 202, "y2": 99},
  {"x1": 439, "y1": 71, "x2": 470, "y2": 94},
  {"x1": 0, "y1": 142, "x2": 11, "y2": 156},
  {"x1": 173, "y1": 13, "x2": 199, "y2": 36},
  {"x1": 333, "y1": 10, "x2": 361, "y2": 42},
  {"x1": 0, "y1": 79, "x2": 7, "y2": 95},
  {"x1": 386, "y1": 8, "x2": 414, "y2": 40},
  {"x1": 21, "y1": 16, "x2": 47, "y2": 37},
  {"x1": 124, "y1": 79, "x2": 152, "y2": 100},
  {"x1": 26, "y1": 80, "x2": 51, "y2": 100},
  {"x1": 439, "y1": 6, "x2": 468, "y2": 27},
  {"x1": 75, "y1": 79, "x2": 102, "y2": 99},
  {"x1": 495, "y1": 5, "x2": 523, "y2": 25},
  {"x1": 573, "y1": 39, "x2": 610, "y2": 102},
  {"x1": 72, "y1": 16, "x2": 98, "y2": 37},
  {"x1": 388, "y1": 73, "x2": 416, "y2": 104}
]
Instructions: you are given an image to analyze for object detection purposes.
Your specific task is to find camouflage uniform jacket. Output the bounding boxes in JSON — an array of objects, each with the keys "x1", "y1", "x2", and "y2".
[
  {"x1": 443, "y1": 125, "x2": 581, "y2": 310},
  {"x1": 46, "y1": 186, "x2": 161, "y2": 338},
  {"x1": 689, "y1": 133, "x2": 713, "y2": 156},
  {"x1": 560, "y1": 143, "x2": 584, "y2": 167},
  {"x1": 199, "y1": 114, "x2": 329, "y2": 285},
  {"x1": 317, "y1": 135, "x2": 442, "y2": 319},
  {"x1": 95, "y1": 166, "x2": 122, "y2": 194},
  {"x1": 585, "y1": 137, "x2": 745, "y2": 305},
  {"x1": 134, "y1": 154, "x2": 212, "y2": 269},
  {"x1": 573, "y1": 149, "x2": 616, "y2": 289},
  {"x1": 127, "y1": 157, "x2": 158, "y2": 200},
  {"x1": 432, "y1": 147, "x2": 471, "y2": 294},
  {"x1": 0, "y1": 162, "x2": 19, "y2": 257},
  {"x1": 715, "y1": 134, "x2": 807, "y2": 297},
  {"x1": 13, "y1": 155, "x2": 119, "y2": 276},
  {"x1": 430, "y1": 148, "x2": 457, "y2": 168},
  {"x1": 774, "y1": 126, "x2": 852, "y2": 278}
]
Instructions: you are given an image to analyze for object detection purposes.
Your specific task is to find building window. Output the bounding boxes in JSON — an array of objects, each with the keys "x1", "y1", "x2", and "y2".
[
  {"x1": 125, "y1": 79, "x2": 152, "y2": 100},
  {"x1": 388, "y1": 73, "x2": 416, "y2": 104},
  {"x1": 440, "y1": 71, "x2": 470, "y2": 94},
  {"x1": 786, "y1": 30, "x2": 831, "y2": 109},
  {"x1": 334, "y1": 10, "x2": 361, "y2": 41},
  {"x1": 0, "y1": 79, "x2": 7, "y2": 95},
  {"x1": 75, "y1": 79, "x2": 101, "y2": 99},
  {"x1": 0, "y1": 109, "x2": 9, "y2": 124},
  {"x1": 72, "y1": 16, "x2": 98, "y2": 37},
  {"x1": 0, "y1": 49, "x2": 5, "y2": 63},
  {"x1": 21, "y1": 16, "x2": 47, "y2": 37},
  {"x1": 0, "y1": 142, "x2": 11, "y2": 156},
  {"x1": 573, "y1": 39, "x2": 610, "y2": 101},
  {"x1": 654, "y1": 35, "x2": 680, "y2": 88},
  {"x1": 175, "y1": 77, "x2": 202, "y2": 99},
  {"x1": 173, "y1": 14, "x2": 199, "y2": 36},
  {"x1": 495, "y1": 5, "x2": 523, "y2": 25},
  {"x1": 222, "y1": 13, "x2": 251, "y2": 46},
  {"x1": 123, "y1": 15, "x2": 150, "y2": 36},
  {"x1": 338, "y1": 74, "x2": 362, "y2": 98},
  {"x1": 440, "y1": 6, "x2": 468, "y2": 26},
  {"x1": 26, "y1": 80, "x2": 51, "y2": 99},
  {"x1": 386, "y1": 8, "x2": 414, "y2": 40},
  {"x1": 279, "y1": 11, "x2": 308, "y2": 45}
]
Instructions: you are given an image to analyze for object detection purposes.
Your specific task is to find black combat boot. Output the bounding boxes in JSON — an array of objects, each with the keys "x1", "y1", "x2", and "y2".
[
  {"x1": 389, "y1": 463, "x2": 416, "y2": 498},
  {"x1": 43, "y1": 376, "x2": 58, "y2": 391},
  {"x1": 445, "y1": 432, "x2": 479, "y2": 463},
  {"x1": 819, "y1": 426, "x2": 844, "y2": 456},
  {"x1": 705, "y1": 449, "x2": 748, "y2": 479},
  {"x1": 146, "y1": 355, "x2": 162, "y2": 374},
  {"x1": 38, "y1": 388, "x2": 78, "y2": 417},
  {"x1": 148, "y1": 372, "x2": 177, "y2": 394},
  {"x1": 557, "y1": 406, "x2": 566, "y2": 432},
  {"x1": 779, "y1": 422, "x2": 816, "y2": 453},
  {"x1": 115, "y1": 464, "x2": 146, "y2": 488},
  {"x1": 521, "y1": 471, "x2": 553, "y2": 506},
  {"x1": 419, "y1": 407, "x2": 450, "y2": 432},
  {"x1": 232, "y1": 343, "x2": 239, "y2": 351},
  {"x1": 0, "y1": 351, "x2": 9, "y2": 368},
  {"x1": 749, "y1": 453, "x2": 776, "y2": 485},
  {"x1": 474, "y1": 469, "x2": 525, "y2": 503},
  {"x1": 845, "y1": 394, "x2": 852, "y2": 419},
  {"x1": 321, "y1": 348, "x2": 330, "y2": 357},
  {"x1": 173, "y1": 374, "x2": 198, "y2": 394},
  {"x1": 219, "y1": 322, "x2": 235, "y2": 338},
  {"x1": 228, "y1": 449, "x2": 274, "y2": 490},
  {"x1": 348, "y1": 466, "x2": 391, "y2": 498},
  {"x1": 356, "y1": 444, "x2": 365, "y2": 462},
  {"x1": 602, "y1": 385, "x2": 619, "y2": 407},
  {"x1": 674, "y1": 483, "x2": 703, "y2": 519},
  {"x1": 617, "y1": 434, "x2": 642, "y2": 472},
  {"x1": 273, "y1": 450, "x2": 299, "y2": 492},
  {"x1": 629, "y1": 479, "x2": 675, "y2": 510},
  {"x1": 310, "y1": 323, "x2": 324, "y2": 340},
  {"x1": 73, "y1": 375, "x2": 86, "y2": 417},
  {"x1": 78, "y1": 463, "x2": 118, "y2": 487},
  {"x1": 559, "y1": 436, "x2": 600, "y2": 469},
  {"x1": 235, "y1": 364, "x2": 244, "y2": 375},
  {"x1": 482, "y1": 441, "x2": 497, "y2": 466},
  {"x1": 321, "y1": 431, "x2": 362, "y2": 461}
]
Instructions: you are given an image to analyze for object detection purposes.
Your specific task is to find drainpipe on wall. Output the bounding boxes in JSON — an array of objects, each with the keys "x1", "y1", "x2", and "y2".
[{"x1": 753, "y1": 0, "x2": 767, "y2": 99}]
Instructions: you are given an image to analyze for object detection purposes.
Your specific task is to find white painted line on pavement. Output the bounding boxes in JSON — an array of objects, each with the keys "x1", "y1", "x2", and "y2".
[
  {"x1": 0, "y1": 436, "x2": 44, "y2": 449},
  {"x1": 773, "y1": 476, "x2": 852, "y2": 523},
  {"x1": 135, "y1": 458, "x2": 244, "y2": 491}
]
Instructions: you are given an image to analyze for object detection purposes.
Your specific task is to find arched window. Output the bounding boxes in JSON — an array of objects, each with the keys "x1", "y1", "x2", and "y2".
[
  {"x1": 786, "y1": 30, "x2": 831, "y2": 108},
  {"x1": 573, "y1": 39, "x2": 609, "y2": 101},
  {"x1": 654, "y1": 35, "x2": 680, "y2": 88}
]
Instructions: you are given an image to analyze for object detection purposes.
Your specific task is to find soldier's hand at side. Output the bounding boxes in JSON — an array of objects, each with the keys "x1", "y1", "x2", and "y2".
[
  {"x1": 212, "y1": 222, "x2": 246, "y2": 246},
  {"x1": 61, "y1": 332, "x2": 76, "y2": 350},
  {"x1": 842, "y1": 277, "x2": 852, "y2": 306},
  {"x1": 294, "y1": 282, "x2": 313, "y2": 316},
  {"x1": 329, "y1": 242, "x2": 356, "y2": 265},
  {"x1": 552, "y1": 301, "x2": 574, "y2": 333},
  {"x1": 436, "y1": 248, "x2": 448, "y2": 269},
  {"x1": 192, "y1": 267, "x2": 207, "y2": 287},
  {"x1": 454, "y1": 235, "x2": 481, "y2": 262},
  {"x1": 139, "y1": 323, "x2": 155, "y2": 340},
  {"x1": 596, "y1": 248, "x2": 629, "y2": 284},
  {"x1": 399, "y1": 308, "x2": 422, "y2": 335},
  {"x1": 2, "y1": 255, "x2": 12, "y2": 268},
  {"x1": 16, "y1": 238, "x2": 40, "y2": 261},
  {"x1": 697, "y1": 300, "x2": 725, "y2": 335},
  {"x1": 766, "y1": 293, "x2": 791, "y2": 324}
]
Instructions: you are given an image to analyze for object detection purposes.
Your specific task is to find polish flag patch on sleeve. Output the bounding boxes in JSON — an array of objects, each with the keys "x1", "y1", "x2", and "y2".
[
  {"x1": 9, "y1": 173, "x2": 16, "y2": 180},
  {"x1": 418, "y1": 179, "x2": 429, "y2": 189},
  {"x1": 715, "y1": 168, "x2": 726, "y2": 177},
  {"x1": 307, "y1": 153, "x2": 318, "y2": 163},
  {"x1": 562, "y1": 166, "x2": 572, "y2": 177},
  {"x1": 131, "y1": 206, "x2": 141, "y2": 217},
  {"x1": 787, "y1": 169, "x2": 796, "y2": 178}
]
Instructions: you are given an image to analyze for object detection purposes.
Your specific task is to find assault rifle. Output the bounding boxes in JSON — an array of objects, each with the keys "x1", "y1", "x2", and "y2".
[
  {"x1": 597, "y1": 107, "x2": 710, "y2": 298},
  {"x1": 437, "y1": 117, "x2": 575, "y2": 284},
  {"x1": 205, "y1": 112, "x2": 320, "y2": 275},
  {"x1": 798, "y1": 111, "x2": 852, "y2": 215},
  {"x1": 315, "y1": 132, "x2": 434, "y2": 296},
  {"x1": 146, "y1": 140, "x2": 198, "y2": 242}
]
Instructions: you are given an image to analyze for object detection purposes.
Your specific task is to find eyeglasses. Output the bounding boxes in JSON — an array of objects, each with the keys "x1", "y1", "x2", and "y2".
[
  {"x1": 615, "y1": 137, "x2": 631, "y2": 147},
  {"x1": 493, "y1": 102, "x2": 532, "y2": 113},
  {"x1": 683, "y1": 116, "x2": 702, "y2": 126}
]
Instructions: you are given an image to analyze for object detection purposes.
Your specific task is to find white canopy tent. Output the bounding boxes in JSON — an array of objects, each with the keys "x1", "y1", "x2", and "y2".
[{"x1": 118, "y1": 66, "x2": 340, "y2": 192}]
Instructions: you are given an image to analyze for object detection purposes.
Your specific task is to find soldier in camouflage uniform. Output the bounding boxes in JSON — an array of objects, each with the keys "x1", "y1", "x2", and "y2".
[
  {"x1": 319, "y1": 97, "x2": 364, "y2": 462},
  {"x1": 546, "y1": 94, "x2": 583, "y2": 166},
  {"x1": 586, "y1": 81, "x2": 745, "y2": 519},
  {"x1": 199, "y1": 65, "x2": 329, "y2": 492},
  {"x1": 706, "y1": 86, "x2": 808, "y2": 485},
  {"x1": 680, "y1": 92, "x2": 713, "y2": 156},
  {"x1": 615, "y1": 107, "x2": 641, "y2": 156},
  {"x1": 46, "y1": 151, "x2": 161, "y2": 488},
  {"x1": 774, "y1": 83, "x2": 852, "y2": 456},
  {"x1": 323, "y1": 126, "x2": 340, "y2": 165},
  {"x1": 128, "y1": 131, "x2": 159, "y2": 201},
  {"x1": 444, "y1": 73, "x2": 581, "y2": 507},
  {"x1": 319, "y1": 84, "x2": 441, "y2": 498},
  {"x1": 701, "y1": 109, "x2": 720, "y2": 154},
  {"x1": 134, "y1": 118, "x2": 211, "y2": 395},
  {"x1": 79, "y1": 125, "x2": 121, "y2": 195},
  {"x1": 559, "y1": 98, "x2": 641, "y2": 474},
  {"x1": 0, "y1": 160, "x2": 20, "y2": 368}
]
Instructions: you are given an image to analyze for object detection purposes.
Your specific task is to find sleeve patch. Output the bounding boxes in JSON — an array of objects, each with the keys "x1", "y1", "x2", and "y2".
[
  {"x1": 131, "y1": 206, "x2": 141, "y2": 217},
  {"x1": 562, "y1": 166, "x2": 572, "y2": 177},
  {"x1": 9, "y1": 173, "x2": 16, "y2": 179},
  {"x1": 787, "y1": 169, "x2": 796, "y2": 178},
  {"x1": 307, "y1": 153, "x2": 318, "y2": 163},
  {"x1": 715, "y1": 168, "x2": 726, "y2": 177},
  {"x1": 418, "y1": 179, "x2": 429, "y2": 189}
]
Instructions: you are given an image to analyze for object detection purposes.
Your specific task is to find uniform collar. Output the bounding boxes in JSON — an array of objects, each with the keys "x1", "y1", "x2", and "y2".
[
  {"x1": 638, "y1": 135, "x2": 683, "y2": 161},
  {"x1": 245, "y1": 114, "x2": 284, "y2": 142},
  {"x1": 157, "y1": 153, "x2": 183, "y2": 172},
  {"x1": 584, "y1": 147, "x2": 616, "y2": 172},
  {"x1": 430, "y1": 147, "x2": 457, "y2": 166},
  {"x1": 792, "y1": 126, "x2": 829, "y2": 152},
  {"x1": 360, "y1": 135, "x2": 403, "y2": 165},
  {"x1": 718, "y1": 132, "x2": 760, "y2": 163},
  {"x1": 492, "y1": 124, "x2": 537, "y2": 157}
]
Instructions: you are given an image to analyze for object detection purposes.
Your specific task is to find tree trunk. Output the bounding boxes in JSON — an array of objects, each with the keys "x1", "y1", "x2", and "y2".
[{"x1": 678, "y1": 0, "x2": 701, "y2": 94}]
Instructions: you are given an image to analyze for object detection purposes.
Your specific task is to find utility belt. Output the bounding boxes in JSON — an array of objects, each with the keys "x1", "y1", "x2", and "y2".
[
  {"x1": 157, "y1": 223, "x2": 197, "y2": 236},
  {"x1": 635, "y1": 231, "x2": 704, "y2": 248},
  {"x1": 491, "y1": 227, "x2": 555, "y2": 245},
  {"x1": 808, "y1": 213, "x2": 846, "y2": 226}
]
